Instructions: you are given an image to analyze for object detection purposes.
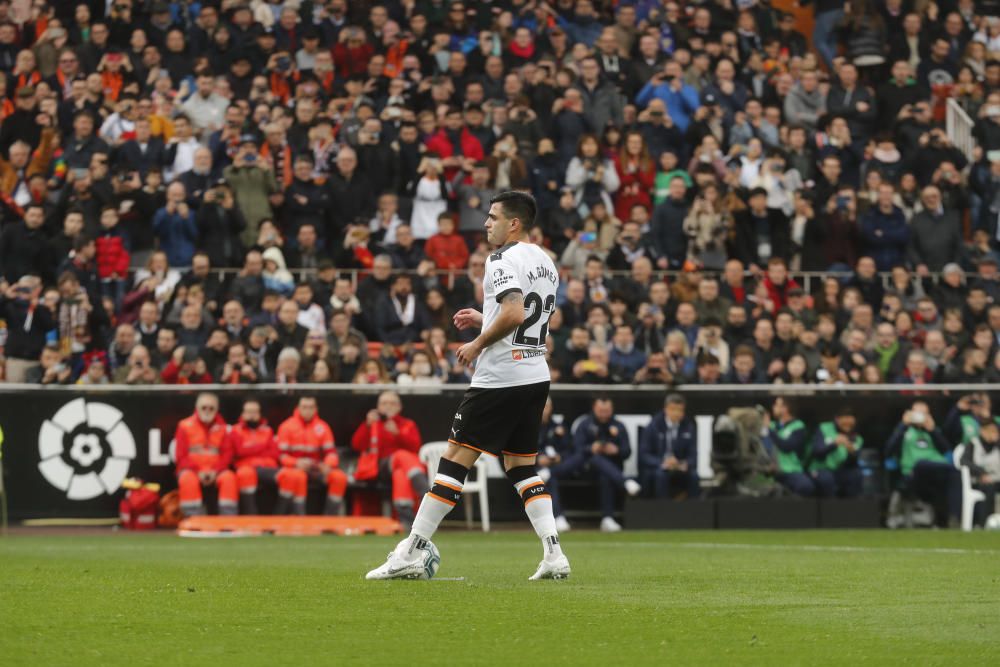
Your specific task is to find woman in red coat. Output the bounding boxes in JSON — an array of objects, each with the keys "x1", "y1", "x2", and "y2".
[{"x1": 613, "y1": 132, "x2": 655, "y2": 222}]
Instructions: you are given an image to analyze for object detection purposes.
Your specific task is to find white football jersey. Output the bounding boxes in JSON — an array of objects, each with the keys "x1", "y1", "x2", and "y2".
[{"x1": 471, "y1": 241, "x2": 559, "y2": 388}]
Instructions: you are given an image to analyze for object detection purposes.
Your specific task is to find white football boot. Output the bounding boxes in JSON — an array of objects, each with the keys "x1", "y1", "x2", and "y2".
[
  {"x1": 365, "y1": 537, "x2": 427, "y2": 580},
  {"x1": 529, "y1": 554, "x2": 571, "y2": 580}
]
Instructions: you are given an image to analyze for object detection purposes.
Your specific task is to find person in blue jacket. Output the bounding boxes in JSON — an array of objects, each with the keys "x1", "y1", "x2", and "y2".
[
  {"x1": 635, "y1": 60, "x2": 700, "y2": 132},
  {"x1": 638, "y1": 393, "x2": 699, "y2": 499},
  {"x1": 547, "y1": 396, "x2": 641, "y2": 532}
]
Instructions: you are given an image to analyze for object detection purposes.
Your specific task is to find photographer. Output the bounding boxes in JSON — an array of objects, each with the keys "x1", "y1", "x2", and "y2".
[
  {"x1": 196, "y1": 180, "x2": 246, "y2": 268},
  {"x1": 885, "y1": 400, "x2": 958, "y2": 527},
  {"x1": 25, "y1": 343, "x2": 72, "y2": 385},
  {"x1": 565, "y1": 134, "x2": 620, "y2": 217},
  {"x1": 635, "y1": 60, "x2": 699, "y2": 133},
  {"x1": 112, "y1": 344, "x2": 159, "y2": 385},
  {"x1": 222, "y1": 134, "x2": 280, "y2": 249},
  {"x1": 763, "y1": 397, "x2": 815, "y2": 496},
  {"x1": 810, "y1": 406, "x2": 864, "y2": 498}
]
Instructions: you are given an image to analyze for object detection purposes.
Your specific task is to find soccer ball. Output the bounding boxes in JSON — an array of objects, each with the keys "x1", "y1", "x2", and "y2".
[
  {"x1": 419, "y1": 540, "x2": 441, "y2": 579},
  {"x1": 985, "y1": 514, "x2": 1000, "y2": 531}
]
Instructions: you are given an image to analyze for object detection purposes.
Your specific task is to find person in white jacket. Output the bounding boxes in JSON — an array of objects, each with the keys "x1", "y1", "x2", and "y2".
[{"x1": 565, "y1": 134, "x2": 620, "y2": 217}]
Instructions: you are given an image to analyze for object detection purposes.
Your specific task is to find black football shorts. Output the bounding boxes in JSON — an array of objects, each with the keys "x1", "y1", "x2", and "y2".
[{"x1": 448, "y1": 381, "x2": 550, "y2": 457}]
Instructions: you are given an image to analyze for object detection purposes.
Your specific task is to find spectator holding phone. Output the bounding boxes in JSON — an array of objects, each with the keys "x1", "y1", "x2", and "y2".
[{"x1": 885, "y1": 400, "x2": 958, "y2": 527}]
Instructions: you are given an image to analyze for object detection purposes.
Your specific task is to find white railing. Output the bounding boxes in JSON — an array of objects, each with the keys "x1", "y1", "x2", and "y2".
[{"x1": 946, "y1": 98, "x2": 977, "y2": 163}]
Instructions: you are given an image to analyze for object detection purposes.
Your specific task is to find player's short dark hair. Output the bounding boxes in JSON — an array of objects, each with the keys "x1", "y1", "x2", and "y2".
[
  {"x1": 665, "y1": 393, "x2": 686, "y2": 407},
  {"x1": 490, "y1": 190, "x2": 536, "y2": 230}
]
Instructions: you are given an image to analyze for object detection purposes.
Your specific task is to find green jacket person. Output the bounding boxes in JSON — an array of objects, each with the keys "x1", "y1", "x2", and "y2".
[
  {"x1": 810, "y1": 406, "x2": 864, "y2": 497},
  {"x1": 885, "y1": 400, "x2": 959, "y2": 526}
]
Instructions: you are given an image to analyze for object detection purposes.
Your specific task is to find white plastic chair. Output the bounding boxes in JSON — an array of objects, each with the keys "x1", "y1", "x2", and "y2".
[
  {"x1": 419, "y1": 441, "x2": 491, "y2": 532},
  {"x1": 953, "y1": 444, "x2": 987, "y2": 532}
]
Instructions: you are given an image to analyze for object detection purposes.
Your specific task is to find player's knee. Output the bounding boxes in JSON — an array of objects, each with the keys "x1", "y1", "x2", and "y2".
[
  {"x1": 503, "y1": 453, "x2": 536, "y2": 472},
  {"x1": 444, "y1": 443, "x2": 481, "y2": 468}
]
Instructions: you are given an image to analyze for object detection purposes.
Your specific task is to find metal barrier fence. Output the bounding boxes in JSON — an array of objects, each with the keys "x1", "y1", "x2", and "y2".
[{"x1": 946, "y1": 97, "x2": 977, "y2": 163}]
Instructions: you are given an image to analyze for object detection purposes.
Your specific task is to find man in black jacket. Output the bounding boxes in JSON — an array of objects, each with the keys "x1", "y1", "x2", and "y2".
[
  {"x1": 1, "y1": 275, "x2": 54, "y2": 382},
  {"x1": 374, "y1": 273, "x2": 429, "y2": 345},
  {"x1": 650, "y1": 176, "x2": 689, "y2": 270},
  {"x1": 114, "y1": 117, "x2": 166, "y2": 176},
  {"x1": 0, "y1": 204, "x2": 49, "y2": 283},
  {"x1": 731, "y1": 188, "x2": 790, "y2": 268}
]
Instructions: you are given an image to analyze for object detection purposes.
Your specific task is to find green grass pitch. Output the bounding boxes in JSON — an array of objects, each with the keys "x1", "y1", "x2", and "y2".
[{"x1": 2, "y1": 530, "x2": 1000, "y2": 665}]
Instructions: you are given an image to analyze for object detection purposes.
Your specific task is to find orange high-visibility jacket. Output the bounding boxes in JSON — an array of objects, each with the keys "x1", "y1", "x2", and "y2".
[
  {"x1": 276, "y1": 409, "x2": 338, "y2": 469},
  {"x1": 174, "y1": 414, "x2": 231, "y2": 474},
  {"x1": 228, "y1": 419, "x2": 279, "y2": 469}
]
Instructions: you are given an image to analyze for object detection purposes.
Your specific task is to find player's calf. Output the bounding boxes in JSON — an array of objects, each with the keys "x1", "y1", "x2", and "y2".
[{"x1": 506, "y1": 465, "x2": 566, "y2": 564}]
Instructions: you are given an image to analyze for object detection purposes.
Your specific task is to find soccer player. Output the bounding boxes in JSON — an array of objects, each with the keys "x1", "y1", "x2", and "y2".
[
  {"x1": 276, "y1": 395, "x2": 348, "y2": 515},
  {"x1": 366, "y1": 191, "x2": 571, "y2": 580}
]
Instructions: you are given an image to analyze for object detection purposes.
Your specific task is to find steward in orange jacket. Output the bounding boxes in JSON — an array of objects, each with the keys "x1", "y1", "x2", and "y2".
[
  {"x1": 275, "y1": 396, "x2": 347, "y2": 515},
  {"x1": 350, "y1": 391, "x2": 428, "y2": 527},
  {"x1": 174, "y1": 393, "x2": 237, "y2": 516},
  {"x1": 227, "y1": 399, "x2": 306, "y2": 515}
]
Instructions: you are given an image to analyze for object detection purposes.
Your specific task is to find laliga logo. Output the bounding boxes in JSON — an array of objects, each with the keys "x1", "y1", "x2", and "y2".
[{"x1": 37, "y1": 398, "x2": 135, "y2": 500}]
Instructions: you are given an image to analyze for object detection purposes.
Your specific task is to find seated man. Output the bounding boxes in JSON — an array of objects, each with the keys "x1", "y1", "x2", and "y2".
[
  {"x1": 350, "y1": 391, "x2": 428, "y2": 528},
  {"x1": 228, "y1": 398, "x2": 306, "y2": 515},
  {"x1": 638, "y1": 393, "x2": 699, "y2": 500},
  {"x1": 536, "y1": 397, "x2": 573, "y2": 531},
  {"x1": 885, "y1": 400, "x2": 958, "y2": 527},
  {"x1": 174, "y1": 392, "x2": 237, "y2": 516},
  {"x1": 809, "y1": 406, "x2": 864, "y2": 498},
  {"x1": 276, "y1": 395, "x2": 348, "y2": 515},
  {"x1": 763, "y1": 397, "x2": 815, "y2": 497},
  {"x1": 944, "y1": 393, "x2": 997, "y2": 446},
  {"x1": 547, "y1": 397, "x2": 641, "y2": 533},
  {"x1": 961, "y1": 421, "x2": 1000, "y2": 527}
]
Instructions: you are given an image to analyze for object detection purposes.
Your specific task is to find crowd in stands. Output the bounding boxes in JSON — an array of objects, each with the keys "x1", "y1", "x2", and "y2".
[{"x1": 0, "y1": 1, "x2": 1000, "y2": 388}]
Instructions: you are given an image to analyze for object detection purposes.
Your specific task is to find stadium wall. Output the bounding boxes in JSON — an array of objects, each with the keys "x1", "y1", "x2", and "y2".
[{"x1": 0, "y1": 385, "x2": 995, "y2": 520}]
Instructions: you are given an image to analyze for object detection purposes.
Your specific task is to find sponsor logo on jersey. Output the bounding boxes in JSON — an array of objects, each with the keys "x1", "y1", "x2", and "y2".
[
  {"x1": 492, "y1": 267, "x2": 513, "y2": 287},
  {"x1": 511, "y1": 349, "x2": 545, "y2": 360}
]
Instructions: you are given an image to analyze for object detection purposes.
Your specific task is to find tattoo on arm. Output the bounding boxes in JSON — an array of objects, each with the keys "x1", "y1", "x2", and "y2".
[
  {"x1": 477, "y1": 291, "x2": 525, "y2": 348},
  {"x1": 502, "y1": 291, "x2": 524, "y2": 307}
]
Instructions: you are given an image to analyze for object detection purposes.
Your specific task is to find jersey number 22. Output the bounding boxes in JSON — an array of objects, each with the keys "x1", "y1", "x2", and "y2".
[{"x1": 512, "y1": 292, "x2": 555, "y2": 348}]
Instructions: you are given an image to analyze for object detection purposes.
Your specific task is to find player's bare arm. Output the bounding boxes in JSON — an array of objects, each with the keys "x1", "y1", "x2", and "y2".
[
  {"x1": 456, "y1": 291, "x2": 525, "y2": 365},
  {"x1": 452, "y1": 308, "x2": 483, "y2": 330}
]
